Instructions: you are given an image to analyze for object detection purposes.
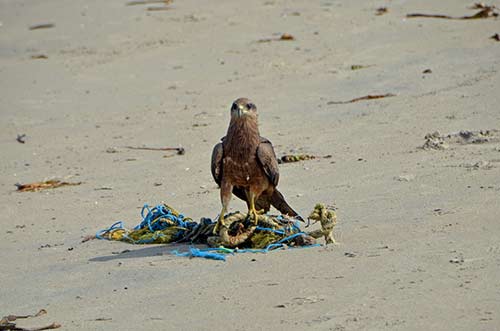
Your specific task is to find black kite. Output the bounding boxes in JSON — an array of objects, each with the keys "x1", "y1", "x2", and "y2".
[{"x1": 211, "y1": 98, "x2": 303, "y2": 233}]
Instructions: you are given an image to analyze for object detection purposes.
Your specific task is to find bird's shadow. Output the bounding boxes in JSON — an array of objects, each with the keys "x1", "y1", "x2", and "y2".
[{"x1": 89, "y1": 243, "x2": 187, "y2": 262}]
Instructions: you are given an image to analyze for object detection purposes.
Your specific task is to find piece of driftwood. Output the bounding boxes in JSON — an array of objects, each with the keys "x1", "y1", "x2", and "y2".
[
  {"x1": 31, "y1": 55, "x2": 48, "y2": 59},
  {"x1": 147, "y1": 6, "x2": 171, "y2": 11},
  {"x1": 126, "y1": 0, "x2": 172, "y2": 5},
  {"x1": 407, "y1": 5, "x2": 498, "y2": 20},
  {"x1": 29, "y1": 23, "x2": 55, "y2": 30},
  {"x1": 350, "y1": 64, "x2": 373, "y2": 70},
  {"x1": 327, "y1": 93, "x2": 396, "y2": 105},
  {"x1": 124, "y1": 146, "x2": 185, "y2": 154},
  {"x1": 15, "y1": 180, "x2": 81, "y2": 192},
  {"x1": 258, "y1": 33, "x2": 295, "y2": 43},
  {"x1": 1, "y1": 309, "x2": 61, "y2": 331}
]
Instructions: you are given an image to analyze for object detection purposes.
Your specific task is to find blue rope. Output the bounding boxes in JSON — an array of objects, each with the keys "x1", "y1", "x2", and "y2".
[
  {"x1": 134, "y1": 204, "x2": 195, "y2": 235},
  {"x1": 172, "y1": 247, "x2": 227, "y2": 261},
  {"x1": 255, "y1": 226, "x2": 286, "y2": 235},
  {"x1": 292, "y1": 220, "x2": 302, "y2": 232},
  {"x1": 198, "y1": 247, "x2": 235, "y2": 254},
  {"x1": 96, "y1": 221, "x2": 124, "y2": 239}
]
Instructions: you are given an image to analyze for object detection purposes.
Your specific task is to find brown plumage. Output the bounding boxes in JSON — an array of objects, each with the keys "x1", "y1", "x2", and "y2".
[{"x1": 211, "y1": 98, "x2": 303, "y2": 233}]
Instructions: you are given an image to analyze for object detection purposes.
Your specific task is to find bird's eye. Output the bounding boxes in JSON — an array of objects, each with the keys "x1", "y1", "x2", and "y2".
[{"x1": 247, "y1": 103, "x2": 254, "y2": 110}]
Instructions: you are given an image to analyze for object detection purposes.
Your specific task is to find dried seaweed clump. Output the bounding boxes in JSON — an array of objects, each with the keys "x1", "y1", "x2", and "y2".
[{"x1": 278, "y1": 154, "x2": 316, "y2": 163}]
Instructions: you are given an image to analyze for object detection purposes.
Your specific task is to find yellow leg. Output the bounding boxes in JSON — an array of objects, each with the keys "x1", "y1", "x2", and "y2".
[
  {"x1": 213, "y1": 207, "x2": 227, "y2": 234},
  {"x1": 248, "y1": 192, "x2": 259, "y2": 225},
  {"x1": 216, "y1": 181, "x2": 232, "y2": 235}
]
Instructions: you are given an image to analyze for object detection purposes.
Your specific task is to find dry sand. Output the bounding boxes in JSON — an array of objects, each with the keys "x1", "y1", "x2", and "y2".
[{"x1": 1, "y1": 0, "x2": 500, "y2": 330}]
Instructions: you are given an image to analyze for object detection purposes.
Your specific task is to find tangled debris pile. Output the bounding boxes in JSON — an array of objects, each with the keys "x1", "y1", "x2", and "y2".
[{"x1": 93, "y1": 203, "x2": 337, "y2": 260}]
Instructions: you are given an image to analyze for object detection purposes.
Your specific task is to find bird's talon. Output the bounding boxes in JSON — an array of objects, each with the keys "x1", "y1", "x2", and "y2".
[
  {"x1": 213, "y1": 221, "x2": 227, "y2": 235},
  {"x1": 251, "y1": 211, "x2": 259, "y2": 225}
]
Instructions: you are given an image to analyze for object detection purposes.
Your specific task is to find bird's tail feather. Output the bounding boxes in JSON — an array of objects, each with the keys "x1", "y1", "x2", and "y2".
[{"x1": 271, "y1": 189, "x2": 304, "y2": 222}]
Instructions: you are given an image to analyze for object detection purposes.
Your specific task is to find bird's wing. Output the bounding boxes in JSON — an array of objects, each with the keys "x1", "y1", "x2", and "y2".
[
  {"x1": 256, "y1": 137, "x2": 280, "y2": 187},
  {"x1": 211, "y1": 141, "x2": 224, "y2": 186}
]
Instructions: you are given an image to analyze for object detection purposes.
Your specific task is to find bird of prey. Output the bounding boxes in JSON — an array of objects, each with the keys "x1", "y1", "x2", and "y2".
[{"x1": 211, "y1": 98, "x2": 303, "y2": 233}]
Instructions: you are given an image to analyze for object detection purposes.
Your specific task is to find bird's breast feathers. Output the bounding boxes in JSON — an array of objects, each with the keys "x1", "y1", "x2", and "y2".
[{"x1": 223, "y1": 156, "x2": 267, "y2": 186}]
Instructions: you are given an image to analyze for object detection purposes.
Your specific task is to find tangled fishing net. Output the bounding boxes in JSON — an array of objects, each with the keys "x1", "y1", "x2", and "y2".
[{"x1": 94, "y1": 203, "x2": 337, "y2": 260}]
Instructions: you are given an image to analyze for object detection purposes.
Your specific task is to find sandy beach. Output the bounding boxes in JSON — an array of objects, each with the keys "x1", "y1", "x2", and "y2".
[{"x1": 1, "y1": 0, "x2": 500, "y2": 329}]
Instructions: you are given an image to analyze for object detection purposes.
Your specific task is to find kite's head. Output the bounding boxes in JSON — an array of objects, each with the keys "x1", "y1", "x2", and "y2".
[{"x1": 230, "y1": 98, "x2": 257, "y2": 120}]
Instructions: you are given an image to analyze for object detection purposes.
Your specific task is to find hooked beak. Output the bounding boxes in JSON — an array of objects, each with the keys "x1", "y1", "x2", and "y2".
[{"x1": 236, "y1": 105, "x2": 248, "y2": 118}]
